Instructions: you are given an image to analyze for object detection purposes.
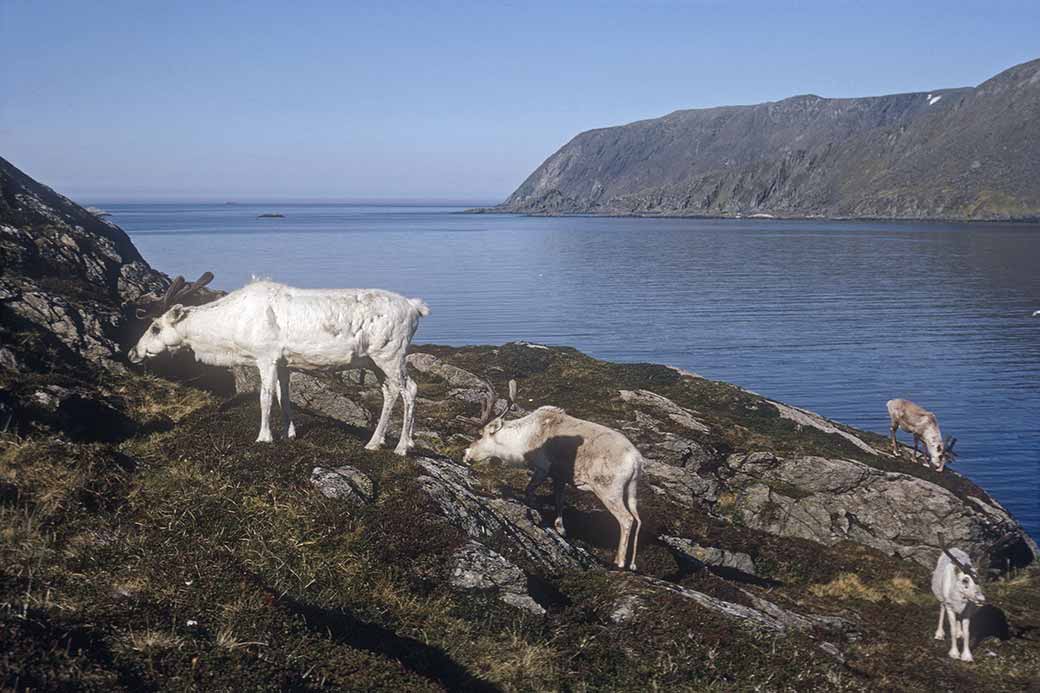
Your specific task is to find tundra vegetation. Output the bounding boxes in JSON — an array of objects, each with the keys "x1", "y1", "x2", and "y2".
[
  {"x1": 3, "y1": 156, "x2": 1040, "y2": 690},
  {"x1": 3, "y1": 343, "x2": 1040, "y2": 691}
]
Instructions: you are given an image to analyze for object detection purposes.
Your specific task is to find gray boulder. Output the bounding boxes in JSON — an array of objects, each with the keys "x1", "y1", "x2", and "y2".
[
  {"x1": 659, "y1": 535, "x2": 757, "y2": 576},
  {"x1": 235, "y1": 367, "x2": 373, "y2": 429},
  {"x1": 449, "y1": 540, "x2": 545, "y2": 615},
  {"x1": 310, "y1": 465, "x2": 375, "y2": 504}
]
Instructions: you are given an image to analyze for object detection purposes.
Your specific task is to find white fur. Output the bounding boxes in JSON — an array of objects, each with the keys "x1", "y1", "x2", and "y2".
[
  {"x1": 129, "y1": 280, "x2": 429, "y2": 454},
  {"x1": 931, "y1": 548, "x2": 986, "y2": 662}
]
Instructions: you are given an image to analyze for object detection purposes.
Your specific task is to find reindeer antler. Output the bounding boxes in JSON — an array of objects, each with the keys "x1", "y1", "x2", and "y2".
[
  {"x1": 937, "y1": 531, "x2": 979, "y2": 581},
  {"x1": 475, "y1": 378, "x2": 517, "y2": 427},
  {"x1": 134, "y1": 272, "x2": 214, "y2": 319}
]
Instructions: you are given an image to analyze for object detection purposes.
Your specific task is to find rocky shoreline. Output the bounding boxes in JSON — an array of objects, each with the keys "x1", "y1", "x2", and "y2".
[{"x1": 3, "y1": 156, "x2": 1040, "y2": 690}]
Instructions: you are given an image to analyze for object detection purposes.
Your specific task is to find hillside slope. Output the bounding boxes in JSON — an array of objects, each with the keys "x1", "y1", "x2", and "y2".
[
  {"x1": 2, "y1": 158, "x2": 1040, "y2": 690},
  {"x1": 498, "y1": 59, "x2": 1040, "y2": 220}
]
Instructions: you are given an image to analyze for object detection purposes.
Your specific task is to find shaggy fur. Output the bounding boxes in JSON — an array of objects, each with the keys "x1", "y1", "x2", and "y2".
[{"x1": 129, "y1": 280, "x2": 428, "y2": 454}]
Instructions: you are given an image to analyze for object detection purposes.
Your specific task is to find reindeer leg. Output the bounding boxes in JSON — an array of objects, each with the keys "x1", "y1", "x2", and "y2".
[
  {"x1": 553, "y1": 478, "x2": 566, "y2": 536},
  {"x1": 625, "y1": 473, "x2": 642, "y2": 572},
  {"x1": 935, "y1": 603, "x2": 946, "y2": 640},
  {"x1": 960, "y1": 615, "x2": 974, "y2": 662},
  {"x1": 256, "y1": 360, "x2": 277, "y2": 443},
  {"x1": 366, "y1": 376, "x2": 399, "y2": 451},
  {"x1": 890, "y1": 424, "x2": 899, "y2": 456},
  {"x1": 602, "y1": 490, "x2": 634, "y2": 569},
  {"x1": 946, "y1": 607, "x2": 961, "y2": 659},
  {"x1": 275, "y1": 363, "x2": 295, "y2": 440},
  {"x1": 395, "y1": 371, "x2": 417, "y2": 455}
]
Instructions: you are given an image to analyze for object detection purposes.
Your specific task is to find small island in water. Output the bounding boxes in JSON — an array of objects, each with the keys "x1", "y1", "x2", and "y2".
[{"x1": 257, "y1": 212, "x2": 285, "y2": 218}]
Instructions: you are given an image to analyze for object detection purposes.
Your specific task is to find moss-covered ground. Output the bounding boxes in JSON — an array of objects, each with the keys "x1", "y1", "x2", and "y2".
[{"x1": 2, "y1": 345, "x2": 1038, "y2": 691}]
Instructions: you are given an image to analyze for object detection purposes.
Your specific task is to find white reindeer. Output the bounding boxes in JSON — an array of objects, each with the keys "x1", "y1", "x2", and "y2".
[
  {"x1": 462, "y1": 380, "x2": 643, "y2": 570},
  {"x1": 932, "y1": 541, "x2": 986, "y2": 662},
  {"x1": 886, "y1": 398, "x2": 957, "y2": 471},
  {"x1": 129, "y1": 276, "x2": 429, "y2": 455}
]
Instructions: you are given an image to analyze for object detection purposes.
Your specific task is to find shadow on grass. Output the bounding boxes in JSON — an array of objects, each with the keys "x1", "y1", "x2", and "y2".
[
  {"x1": 3, "y1": 609, "x2": 152, "y2": 692},
  {"x1": 275, "y1": 592, "x2": 500, "y2": 692}
]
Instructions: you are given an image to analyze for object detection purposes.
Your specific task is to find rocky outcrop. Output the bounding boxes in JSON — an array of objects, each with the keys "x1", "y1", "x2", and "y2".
[
  {"x1": 494, "y1": 58, "x2": 1040, "y2": 221},
  {"x1": 707, "y1": 452, "x2": 1039, "y2": 570},
  {"x1": 228, "y1": 346, "x2": 1036, "y2": 575},
  {"x1": 310, "y1": 465, "x2": 375, "y2": 504},
  {"x1": 413, "y1": 453, "x2": 857, "y2": 637},
  {"x1": 660, "y1": 535, "x2": 757, "y2": 577},
  {"x1": 0, "y1": 156, "x2": 166, "y2": 372},
  {"x1": 413, "y1": 455, "x2": 596, "y2": 573},
  {"x1": 448, "y1": 540, "x2": 545, "y2": 615},
  {"x1": 405, "y1": 350, "x2": 1035, "y2": 573}
]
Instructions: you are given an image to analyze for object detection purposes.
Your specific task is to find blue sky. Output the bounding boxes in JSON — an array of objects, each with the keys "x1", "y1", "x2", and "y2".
[{"x1": 1, "y1": 1, "x2": 1037, "y2": 201}]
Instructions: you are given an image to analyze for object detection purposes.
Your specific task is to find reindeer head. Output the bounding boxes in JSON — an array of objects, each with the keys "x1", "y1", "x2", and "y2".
[
  {"x1": 128, "y1": 273, "x2": 213, "y2": 364},
  {"x1": 462, "y1": 378, "x2": 518, "y2": 464},
  {"x1": 945, "y1": 547, "x2": 986, "y2": 607},
  {"x1": 937, "y1": 531, "x2": 987, "y2": 608},
  {"x1": 937, "y1": 436, "x2": 958, "y2": 470}
]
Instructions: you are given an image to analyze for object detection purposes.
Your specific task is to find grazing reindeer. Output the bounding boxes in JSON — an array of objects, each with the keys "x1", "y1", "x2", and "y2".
[
  {"x1": 462, "y1": 379, "x2": 643, "y2": 570},
  {"x1": 932, "y1": 533, "x2": 986, "y2": 662},
  {"x1": 130, "y1": 276, "x2": 428, "y2": 455},
  {"x1": 886, "y1": 399, "x2": 957, "y2": 471}
]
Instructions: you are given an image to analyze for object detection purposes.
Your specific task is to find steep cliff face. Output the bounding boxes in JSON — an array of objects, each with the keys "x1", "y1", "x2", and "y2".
[
  {"x1": 499, "y1": 58, "x2": 1040, "y2": 220},
  {"x1": 0, "y1": 156, "x2": 166, "y2": 372}
]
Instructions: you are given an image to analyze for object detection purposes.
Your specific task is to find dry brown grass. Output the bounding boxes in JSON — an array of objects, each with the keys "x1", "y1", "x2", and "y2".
[
  {"x1": 215, "y1": 625, "x2": 267, "y2": 651},
  {"x1": 809, "y1": 573, "x2": 925, "y2": 605},
  {"x1": 110, "y1": 373, "x2": 213, "y2": 424},
  {"x1": 121, "y1": 628, "x2": 184, "y2": 653},
  {"x1": 0, "y1": 438, "x2": 84, "y2": 516}
]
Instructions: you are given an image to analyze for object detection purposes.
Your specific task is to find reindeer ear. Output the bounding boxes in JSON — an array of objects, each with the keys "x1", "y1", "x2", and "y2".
[{"x1": 167, "y1": 304, "x2": 188, "y2": 324}]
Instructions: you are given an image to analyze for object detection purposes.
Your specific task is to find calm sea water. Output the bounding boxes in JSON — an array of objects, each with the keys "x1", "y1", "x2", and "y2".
[{"x1": 98, "y1": 201, "x2": 1040, "y2": 539}]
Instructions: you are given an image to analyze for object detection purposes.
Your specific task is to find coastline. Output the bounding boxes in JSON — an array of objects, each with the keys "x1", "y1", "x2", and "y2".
[{"x1": 462, "y1": 207, "x2": 1040, "y2": 224}]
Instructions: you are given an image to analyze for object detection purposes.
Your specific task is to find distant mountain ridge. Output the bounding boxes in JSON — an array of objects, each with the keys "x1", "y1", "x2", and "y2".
[{"x1": 496, "y1": 58, "x2": 1040, "y2": 220}]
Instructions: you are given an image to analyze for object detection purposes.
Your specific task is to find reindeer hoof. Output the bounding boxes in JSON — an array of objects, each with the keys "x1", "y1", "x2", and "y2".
[
  {"x1": 256, "y1": 433, "x2": 273, "y2": 443},
  {"x1": 392, "y1": 446, "x2": 409, "y2": 457},
  {"x1": 948, "y1": 650, "x2": 960, "y2": 660},
  {"x1": 364, "y1": 441, "x2": 383, "y2": 451},
  {"x1": 960, "y1": 652, "x2": 974, "y2": 663},
  {"x1": 934, "y1": 632, "x2": 944, "y2": 640}
]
